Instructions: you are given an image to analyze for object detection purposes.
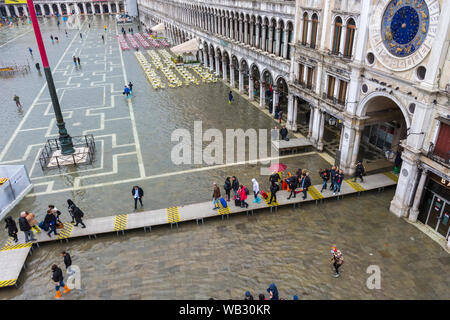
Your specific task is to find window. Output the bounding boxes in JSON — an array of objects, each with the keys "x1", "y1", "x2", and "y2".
[
  {"x1": 337, "y1": 80, "x2": 348, "y2": 105},
  {"x1": 332, "y1": 17, "x2": 342, "y2": 54},
  {"x1": 298, "y1": 64, "x2": 304, "y2": 84},
  {"x1": 302, "y1": 13, "x2": 309, "y2": 45},
  {"x1": 306, "y1": 67, "x2": 313, "y2": 89},
  {"x1": 310, "y1": 14, "x2": 318, "y2": 49},
  {"x1": 343, "y1": 19, "x2": 356, "y2": 58},
  {"x1": 434, "y1": 123, "x2": 450, "y2": 162},
  {"x1": 327, "y1": 75, "x2": 335, "y2": 99}
]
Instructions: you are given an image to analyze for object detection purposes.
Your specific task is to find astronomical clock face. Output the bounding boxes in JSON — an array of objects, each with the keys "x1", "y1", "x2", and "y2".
[{"x1": 369, "y1": 0, "x2": 440, "y2": 71}]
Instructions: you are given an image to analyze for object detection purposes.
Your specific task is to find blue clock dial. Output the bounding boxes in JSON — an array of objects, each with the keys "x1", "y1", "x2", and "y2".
[{"x1": 381, "y1": 0, "x2": 429, "y2": 57}]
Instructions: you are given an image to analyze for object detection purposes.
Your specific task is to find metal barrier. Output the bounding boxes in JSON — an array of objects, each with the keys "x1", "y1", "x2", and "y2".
[{"x1": 38, "y1": 135, "x2": 96, "y2": 170}]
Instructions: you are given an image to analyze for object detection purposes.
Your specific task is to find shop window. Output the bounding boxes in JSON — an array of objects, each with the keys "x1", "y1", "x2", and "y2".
[
  {"x1": 332, "y1": 17, "x2": 342, "y2": 54},
  {"x1": 343, "y1": 19, "x2": 356, "y2": 58}
]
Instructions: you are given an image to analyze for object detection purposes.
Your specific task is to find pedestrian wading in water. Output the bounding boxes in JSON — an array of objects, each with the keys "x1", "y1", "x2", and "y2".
[
  {"x1": 331, "y1": 246, "x2": 344, "y2": 278},
  {"x1": 5, "y1": 216, "x2": 18, "y2": 243},
  {"x1": 51, "y1": 264, "x2": 71, "y2": 299}
]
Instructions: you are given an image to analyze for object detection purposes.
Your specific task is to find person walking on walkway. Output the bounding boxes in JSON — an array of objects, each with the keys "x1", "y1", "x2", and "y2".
[
  {"x1": 13, "y1": 95, "x2": 22, "y2": 109},
  {"x1": 131, "y1": 186, "x2": 144, "y2": 211},
  {"x1": 331, "y1": 246, "x2": 344, "y2": 278},
  {"x1": 44, "y1": 210, "x2": 58, "y2": 237},
  {"x1": 252, "y1": 178, "x2": 261, "y2": 203},
  {"x1": 228, "y1": 91, "x2": 234, "y2": 104},
  {"x1": 300, "y1": 172, "x2": 311, "y2": 200},
  {"x1": 333, "y1": 169, "x2": 344, "y2": 195},
  {"x1": 19, "y1": 212, "x2": 36, "y2": 242},
  {"x1": 123, "y1": 85, "x2": 131, "y2": 98},
  {"x1": 231, "y1": 176, "x2": 239, "y2": 200},
  {"x1": 101, "y1": 34, "x2": 104, "y2": 43},
  {"x1": 28, "y1": 47, "x2": 33, "y2": 56},
  {"x1": 67, "y1": 200, "x2": 77, "y2": 223},
  {"x1": 77, "y1": 57, "x2": 81, "y2": 66},
  {"x1": 61, "y1": 251, "x2": 75, "y2": 277},
  {"x1": 25, "y1": 211, "x2": 40, "y2": 234},
  {"x1": 73, "y1": 56, "x2": 77, "y2": 67},
  {"x1": 5, "y1": 216, "x2": 18, "y2": 243},
  {"x1": 65, "y1": 30, "x2": 68, "y2": 38},
  {"x1": 320, "y1": 168, "x2": 330, "y2": 192},
  {"x1": 72, "y1": 205, "x2": 86, "y2": 228},
  {"x1": 353, "y1": 160, "x2": 365, "y2": 182},
  {"x1": 224, "y1": 177, "x2": 232, "y2": 202},
  {"x1": 35, "y1": 62, "x2": 40, "y2": 71},
  {"x1": 286, "y1": 175, "x2": 298, "y2": 200},
  {"x1": 238, "y1": 185, "x2": 249, "y2": 208},
  {"x1": 79, "y1": 32, "x2": 82, "y2": 39},
  {"x1": 128, "y1": 81, "x2": 133, "y2": 93},
  {"x1": 51, "y1": 264, "x2": 71, "y2": 299},
  {"x1": 50, "y1": 34, "x2": 54, "y2": 43},
  {"x1": 212, "y1": 182, "x2": 221, "y2": 210},
  {"x1": 329, "y1": 165, "x2": 337, "y2": 191},
  {"x1": 268, "y1": 181, "x2": 279, "y2": 204}
]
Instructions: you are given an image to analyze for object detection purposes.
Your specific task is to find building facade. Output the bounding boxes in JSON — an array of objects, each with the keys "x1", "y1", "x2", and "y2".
[
  {"x1": 138, "y1": 0, "x2": 296, "y2": 115},
  {"x1": 0, "y1": 0, "x2": 124, "y2": 17},
  {"x1": 288, "y1": 0, "x2": 449, "y2": 244}
]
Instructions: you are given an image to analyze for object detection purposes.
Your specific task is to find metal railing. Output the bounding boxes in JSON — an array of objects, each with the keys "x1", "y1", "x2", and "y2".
[{"x1": 39, "y1": 135, "x2": 96, "y2": 170}]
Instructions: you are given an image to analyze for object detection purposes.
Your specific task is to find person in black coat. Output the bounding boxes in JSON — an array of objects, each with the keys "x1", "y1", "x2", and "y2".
[
  {"x1": 353, "y1": 161, "x2": 365, "y2": 182},
  {"x1": 67, "y1": 199, "x2": 76, "y2": 223},
  {"x1": 231, "y1": 176, "x2": 239, "y2": 200},
  {"x1": 279, "y1": 125, "x2": 289, "y2": 141},
  {"x1": 72, "y1": 206, "x2": 86, "y2": 228},
  {"x1": 287, "y1": 175, "x2": 298, "y2": 199},
  {"x1": 44, "y1": 210, "x2": 58, "y2": 237},
  {"x1": 52, "y1": 264, "x2": 70, "y2": 298},
  {"x1": 132, "y1": 186, "x2": 144, "y2": 210},
  {"x1": 320, "y1": 168, "x2": 330, "y2": 192},
  {"x1": 329, "y1": 166, "x2": 337, "y2": 191},
  {"x1": 5, "y1": 216, "x2": 18, "y2": 242},
  {"x1": 268, "y1": 181, "x2": 279, "y2": 204},
  {"x1": 61, "y1": 251, "x2": 75, "y2": 276},
  {"x1": 19, "y1": 211, "x2": 36, "y2": 242},
  {"x1": 299, "y1": 173, "x2": 312, "y2": 200},
  {"x1": 224, "y1": 177, "x2": 232, "y2": 201}
]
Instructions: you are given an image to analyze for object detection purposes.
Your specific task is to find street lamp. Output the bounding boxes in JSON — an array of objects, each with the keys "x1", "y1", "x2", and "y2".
[{"x1": 26, "y1": 0, "x2": 75, "y2": 155}]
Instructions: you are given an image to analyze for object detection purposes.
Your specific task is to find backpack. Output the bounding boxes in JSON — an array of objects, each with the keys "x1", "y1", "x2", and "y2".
[{"x1": 244, "y1": 186, "x2": 249, "y2": 195}]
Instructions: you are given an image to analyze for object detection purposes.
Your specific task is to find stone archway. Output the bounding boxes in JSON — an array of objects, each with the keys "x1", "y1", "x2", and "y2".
[
  {"x1": 275, "y1": 76, "x2": 289, "y2": 117},
  {"x1": 222, "y1": 51, "x2": 230, "y2": 83},
  {"x1": 250, "y1": 64, "x2": 260, "y2": 102},
  {"x1": 261, "y1": 69, "x2": 274, "y2": 110},
  {"x1": 240, "y1": 59, "x2": 249, "y2": 95},
  {"x1": 231, "y1": 55, "x2": 239, "y2": 88}
]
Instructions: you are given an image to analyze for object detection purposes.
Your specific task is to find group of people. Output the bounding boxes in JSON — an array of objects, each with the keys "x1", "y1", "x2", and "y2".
[
  {"x1": 216, "y1": 176, "x2": 251, "y2": 209},
  {"x1": 51, "y1": 251, "x2": 74, "y2": 299},
  {"x1": 50, "y1": 34, "x2": 59, "y2": 43},
  {"x1": 4, "y1": 200, "x2": 86, "y2": 242},
  {"x1": 121, "y1": 26, "x2": 135, "y2": 35},
  {"x1": 123, "y1": 82, "x2": 134, "y2": 97},
  {"x1": 319, "y1": 161, "x2": 365, "y2": 195}
]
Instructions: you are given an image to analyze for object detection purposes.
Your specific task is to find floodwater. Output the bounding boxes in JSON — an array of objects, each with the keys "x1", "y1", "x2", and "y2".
[{"x1": 0, "y1": 16, "x2": 448, "y2": 300}]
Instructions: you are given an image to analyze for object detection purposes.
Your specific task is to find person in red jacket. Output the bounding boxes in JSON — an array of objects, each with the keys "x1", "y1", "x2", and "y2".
[{"x1": 238, "y1": 185, "x2": 249, "y2": 208}]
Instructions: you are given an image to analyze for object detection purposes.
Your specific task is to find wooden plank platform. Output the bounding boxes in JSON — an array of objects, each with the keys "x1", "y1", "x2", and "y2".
[{"x1": 0, "y1": 172, "x2": 398, "y2": 288}]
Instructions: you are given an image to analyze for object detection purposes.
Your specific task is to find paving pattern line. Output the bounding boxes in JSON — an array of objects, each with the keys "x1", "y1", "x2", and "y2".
[
  {"x1": 345, "y1": 179, "x2": 366, "y2": 192},
  {"x1": 383, "y1": 171, "x2": 399, "y2": 183},
  {"x1": 0, "y1": 242, "x2": 32, "y2": 252},
  {"x1": 56, "y1": 222, "x2": 74, "y2": 240},
  {"x1": 217, "y1": 202, "x2": 231, "y2": 215},
  {"x1": 113, "y1": 214, "x2": 128, "y2": 231},
  {"x1": 167, "y1": 207, "x2": 180, "y2": 223},
  {"x1": 307, "y1": 186, "x2": 325, "y2": 200}
]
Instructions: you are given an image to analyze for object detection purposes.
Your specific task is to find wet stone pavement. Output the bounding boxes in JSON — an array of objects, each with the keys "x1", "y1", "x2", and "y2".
[{"x1": 0, "y1": 17, "x2": 449, "y2": 300}]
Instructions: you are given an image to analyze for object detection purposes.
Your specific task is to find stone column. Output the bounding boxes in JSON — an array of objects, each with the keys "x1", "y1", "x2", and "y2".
[
  {"x1": 390, "y1": 147, "x2": 420, "y2": 218},
  {"x1": 308, "y1": 105, "x2": 315, "y2": 138},
  {"x1": 409, "y1": 170, "x2": 428, "y2": 222},
  {"x1": 272, "y1": 87, "x2": 279, "y2": 116},
  {"x1": 249, "y1": 76, "x2": 254, "y2": 100},
  {"x1": 287, "y1": 94, "x2": 295, "y2": 130},
  {"x1": 5, "y1": 6, "x2": 11, "y2": 17},
  {"x1": 115, "y1": 2, "x2": 118, "y2": 13},
  {"x1": 235, "y1": 18, "x2": 239, "y2": 41},
  {"x1": 238, "y1": 68, "x2": 244, "y2": 93},
  {"x1": 100, "y1": 4, "x2": 103, "y2": 14},
  {"x1": 22, "y1": 5, "x2": 28, "y2": 16},
  {"x1": 108, "y1": 2, "x2": 112, "y2": 13},
  {"x1": 268, "y1": 26, "x2": 274, "y2": 53},
  {"x1": 249, "y1": 21, "x2": 254, "y2": 46},
  {"x1": 283, "y1": 29, "x2": 289, "y2": 58},
  {"x1": 292, "y1": 97, "x2": 298, "y2": 131},
  {"x1": 209, "y1": 54, "x2": 214, "y2": 72},
  {"x1": 230, "y1": 64, "x2": 235, "y2": 88},
  {"x1": 317, "y1": 111, "x2": 326, "y2": 151},
  {"x1": 39, "y1": 4, "x2": 44, "y2": 16},
  {"x1": 215, "y1": 56, "x2": 220, "y2": 76},
  {"x1": 57, "y1": 3, "x2": 62, "y2": 16},
  {"x1": 83, "y1": 3, "x2": 87, "y2": 14},
  {"x1": 229, "y1": 18, "x2": 233, "y2": 38},
  {"x1": 49, "y1": 5, "x2": 54, "y2": 15},
  {"x1": 13, "y1": 5, "x2": 19, "y2": 16},
  {"x1": 350, "y1": 126, "x2": 363, "y2": 165},
  {"x1": 339, "y1": 23, "x2": 347, "y2": 55},
  {"x1": 255, "y1": 23, "x2": 260, "y2": 48},
  {"x1": 261, "y1": 25, "x2": 267, "y2": 51},
  {"x1": 259, "y1": 82, "x2": 265, "y2": 108},
  {"x1": 244, "y1": 18, "x2": 248, "y2": 44},
  {"x1": 222, "y1": 57, "x2": 228, "y2": 81},
  {"x1": 275, "y1": 27, "x2": 281, "y2": 56}
]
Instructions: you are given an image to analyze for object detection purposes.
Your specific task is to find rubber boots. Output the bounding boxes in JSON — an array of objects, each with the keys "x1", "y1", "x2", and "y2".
[
  {"x1": 63, "y1": 285, "x2": 71, "y2": 294},
  {"x1": 54, "y1": 290, "x2": 62, "y2": 299}
]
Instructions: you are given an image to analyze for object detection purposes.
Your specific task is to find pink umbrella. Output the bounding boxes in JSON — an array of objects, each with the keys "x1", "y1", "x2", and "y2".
[{"x1": 269, "y1": 163, "x2": 287, "y2": 173}]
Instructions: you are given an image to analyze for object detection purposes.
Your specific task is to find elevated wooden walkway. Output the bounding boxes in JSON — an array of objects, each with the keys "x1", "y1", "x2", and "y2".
[{"x1": 0, "y1": 171, "x2": 398, "y2": 288}]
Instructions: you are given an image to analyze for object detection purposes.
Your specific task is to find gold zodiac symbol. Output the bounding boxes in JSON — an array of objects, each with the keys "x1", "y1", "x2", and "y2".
[
  {"x1": 397, "y1": 0, "x2": 402, "y2": 6},
  {"x1": 420, "y1": 10, "x2": 427, "y2": 19},
  {"x1": 421, "y1": 22, "x2": 426, "y2": 33},
  {"x1": 385, "y1": 27, "x2": 393, "y2": 41},
  {"x1": 396, "y1": 47, "x2": 403, "y2": 54}
]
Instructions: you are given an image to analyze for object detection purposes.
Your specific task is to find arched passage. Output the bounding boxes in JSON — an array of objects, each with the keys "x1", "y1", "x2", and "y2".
[
  {"x1": 240, "y1": 59, "x2": 249, "y2": 95},
  {"x1": 261, "y1": 69, "x2": 274, "y2": 110},
  {"x1": 275, "y1": 76, "x2": 289, "y2": 119},
  {"x1": 249, "y1": 64, "x2": 260, "y2": 102},
  {"x1": 223, "y1": 51, "x2": 230, "y2": 82},
  {"x1": 231, "y1": 55, "x2": 239, "y2": 88},
  {"x1": 215, "y1": 48, "x2": 223, "y2": 77}
]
